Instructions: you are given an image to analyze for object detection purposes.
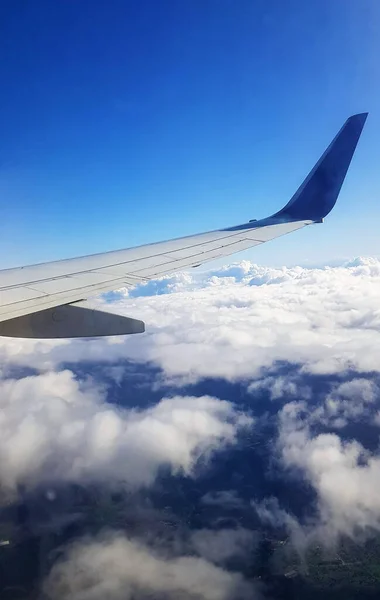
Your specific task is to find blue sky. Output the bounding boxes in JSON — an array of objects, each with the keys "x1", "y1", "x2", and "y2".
[{"x1": 0, "y1": 0, "x2": 379, "y2": 269}]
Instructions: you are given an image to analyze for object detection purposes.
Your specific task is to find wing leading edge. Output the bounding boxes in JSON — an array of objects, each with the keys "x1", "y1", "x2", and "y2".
[{"x1": 0, "y1": 113, "x2": 368, "y2": 338}]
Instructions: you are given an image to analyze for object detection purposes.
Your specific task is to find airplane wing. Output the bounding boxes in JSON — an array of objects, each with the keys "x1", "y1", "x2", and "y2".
[{"x1": 0, "y1": 113, "x2": 368, "y2": 338}]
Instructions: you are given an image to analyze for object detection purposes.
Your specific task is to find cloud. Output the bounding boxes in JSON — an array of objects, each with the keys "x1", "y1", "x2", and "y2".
[
  {"x1": 275, "y1": 397, "x2": 380, "y2": 544},
  {"x1": 251, "y1": 497, "x2": 307, "y2": 550},
  {"x1": 104, "y1": 260, "x2": 296, "y2": 300},
  {"x1": 190, "y1": 527, "x2": 258, "y2": 565},
  {"x1": 130, "y1": 257, "x2": 380, "y2": 382},
  {"x1": 0, "y1": 370, "x2": 252, "y2": 497},
  {"x1": 248, "y1": 374, "x2": 312, "y2": 401},
  {"x1": 310, "y1": 378, "x2": 379, "y2": 428},
  {"x1": 43, "y1": 532, "x2": 256, "y2": 600}
]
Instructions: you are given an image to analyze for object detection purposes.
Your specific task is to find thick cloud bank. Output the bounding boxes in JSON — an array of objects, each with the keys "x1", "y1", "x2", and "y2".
[
  {"x1": 2, "y1": 257, "x2": 380, "y2": 382},
  {"x1": 119, "y1": 257, "x2": 380, "y2": 381}
]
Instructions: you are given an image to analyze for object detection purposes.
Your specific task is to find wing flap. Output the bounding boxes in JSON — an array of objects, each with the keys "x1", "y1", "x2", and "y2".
[{"x1": 0, "y1": 303, "x2": 145, "y2": 338}]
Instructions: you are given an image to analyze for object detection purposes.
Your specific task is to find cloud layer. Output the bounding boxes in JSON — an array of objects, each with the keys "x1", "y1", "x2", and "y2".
[{"x1": 2, "y1": 257, "x2": 380, "y2": 382}]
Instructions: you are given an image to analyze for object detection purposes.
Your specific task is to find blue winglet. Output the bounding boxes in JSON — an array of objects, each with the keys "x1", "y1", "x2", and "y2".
[{"x1": 273, "y1": 113, "x2": 368, "y2": 222}]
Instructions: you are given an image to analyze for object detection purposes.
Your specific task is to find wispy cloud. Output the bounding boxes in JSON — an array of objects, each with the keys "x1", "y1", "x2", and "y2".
[{"x1": 44, "y1": 532, "x2": 256, "y2": 600}]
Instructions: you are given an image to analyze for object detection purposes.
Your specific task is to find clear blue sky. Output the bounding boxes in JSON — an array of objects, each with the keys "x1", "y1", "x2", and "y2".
[{"x1": 0, "y1": 0, "x2": 379, "y2": 269}]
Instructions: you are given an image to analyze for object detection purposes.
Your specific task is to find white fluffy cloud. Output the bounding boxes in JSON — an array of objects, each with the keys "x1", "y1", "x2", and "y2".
[
  {"x1": 248, "y1": 374, "x2": 312, "y2": 401},
  {"x1": 115, "y1": 257, "x2": 380, "y2": 382},
  {"x1": 0, "y1": 369, "x2": 251, "y2": 497},
  {"x1": 276, "y1": 398, "x2": 380, "y2": 544},
  {"x1": 310, "y1": 378, "x2": 379, "y2": 428},
  {"x1": 43, "y1": 532, "x2": 255, "y2": 600}
]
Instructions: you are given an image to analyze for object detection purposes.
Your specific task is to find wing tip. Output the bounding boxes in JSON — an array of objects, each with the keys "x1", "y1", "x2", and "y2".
[
  {"x1": 349, "y1": 111, "x2": 368, "y2": 121},
  {"x1": 273, "y1": 112, "x2": 368, "y2": 222},
  {"x1": 345, "y1": 112, "x2": 368, "y2": 132}
]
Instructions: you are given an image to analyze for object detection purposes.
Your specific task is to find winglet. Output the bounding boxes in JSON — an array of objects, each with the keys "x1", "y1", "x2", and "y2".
[{"x1": 273, "y1": 113, "x2": 368, "y2": 222}]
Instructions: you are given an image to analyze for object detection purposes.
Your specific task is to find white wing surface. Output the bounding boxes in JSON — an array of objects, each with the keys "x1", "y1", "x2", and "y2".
[{"x1": 0, "y1": 113, "x2": 368, "y2": 338}]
